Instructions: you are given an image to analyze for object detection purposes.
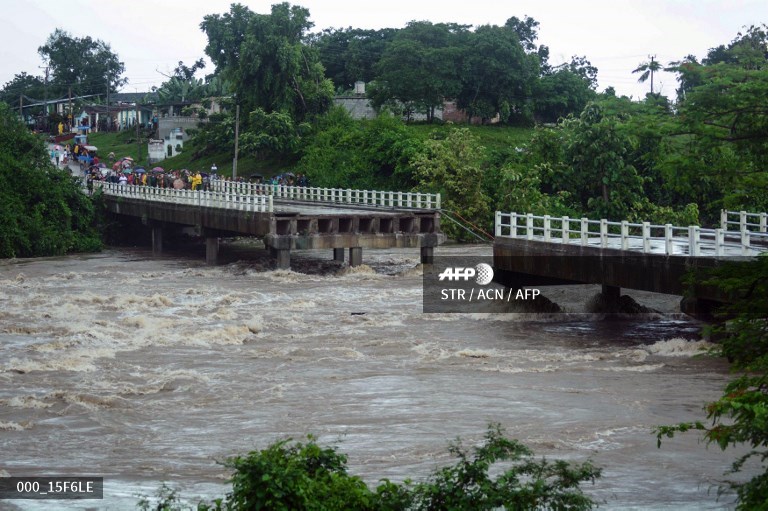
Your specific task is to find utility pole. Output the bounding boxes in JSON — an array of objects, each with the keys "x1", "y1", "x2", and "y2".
[
  {"x1": 106, "y1": 81, "x2": 111, "y2": 132},
  {"x1": 136, "y1": 100, "x2": 141, "y2": 163},
  {"x1": 68, "y1": 86, "x2": 72, "y2": 131},
  {"x1": 650, "y1": 55, "x2": 656, "y2": 95},
  {"x1": 232, "y1": 103, "x2": 240, "y2": 179},
  {"x1": 19, "y1": 95, "x2": 23, "y2": 122},
  {"x1": 39, "y1": 65, "x2": 49, "y2": 132}
]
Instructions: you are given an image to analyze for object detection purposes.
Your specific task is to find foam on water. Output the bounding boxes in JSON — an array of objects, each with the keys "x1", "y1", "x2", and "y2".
[{"x1": 645, "y1": 337, "x2": 714, "y2": 357}]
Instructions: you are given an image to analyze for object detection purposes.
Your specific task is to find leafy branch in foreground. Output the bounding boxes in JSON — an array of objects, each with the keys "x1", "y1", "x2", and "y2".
[
  {"x1": 655, "y1": 255, "x2": 768, "y2": 510},
  {"x1": 137, "y1": 423, "x2": 601, "y2": 510}
]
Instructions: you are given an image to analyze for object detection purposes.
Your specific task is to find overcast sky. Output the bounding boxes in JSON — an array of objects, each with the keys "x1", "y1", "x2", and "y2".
[{"x1": 1, "y1": 0, "x2": 765, "y2": 100}]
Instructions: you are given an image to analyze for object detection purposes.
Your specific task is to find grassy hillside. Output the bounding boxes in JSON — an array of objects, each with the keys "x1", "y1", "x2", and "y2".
[{"x1": 87, "y1": 123, "x2": 534, "y2": 179}]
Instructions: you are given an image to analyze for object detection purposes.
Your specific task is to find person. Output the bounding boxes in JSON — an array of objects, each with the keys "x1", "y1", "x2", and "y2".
[
  {"x1": 54, "y1": 148, "x2": 60, "y2": 167},
  {"x1": 86, "y1": 172, "x2": 94, "y2": 196},
  {"x1": 191, "y1": 171, "x2": 203, "y2": 191},
  {"x1": 210, "y1": 163, "x2": 218, "y2": 175}
]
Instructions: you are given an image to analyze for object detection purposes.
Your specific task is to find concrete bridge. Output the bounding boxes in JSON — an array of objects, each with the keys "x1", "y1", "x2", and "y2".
[
  {"x1": 98, "y1": 181, "x2": 444, "y2": 269},
  {"x1": 493, "y1": 211, "x2": 768, "y2": 317}
]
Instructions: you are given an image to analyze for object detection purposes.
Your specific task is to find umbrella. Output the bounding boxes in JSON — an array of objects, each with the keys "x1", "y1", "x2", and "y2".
[
  {"x1": 135, "y1": 168, "x2": 146, "y2": 174},
  {"x1": 123, "y1": 156, "x2": 134, "y2": 161},
  {"x1": 200, "y1": 172, "x2": 209, "y2": 178},
  {"x1": 54, "y1": 145, "x2": 62, "y2": 150},
  {"x1": 97, "y1": 163, "x2": 107, "y2": 168},
  {"x1": 112, "y1": 162, "x2": 121, "y2": 170},
  {"x1": 250, "y1": 173, "x2": 264, "y2": 179},
  {"x1": 173, "y1": 179, "x2": 185, "y2": 190},
  {"x1": 152, "y1": 166, "x2": 164, "y2": 172}
]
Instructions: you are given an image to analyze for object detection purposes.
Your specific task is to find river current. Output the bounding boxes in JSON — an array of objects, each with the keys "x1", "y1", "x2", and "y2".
[{"x1": 0, "y1": 243, "x2": 753, "y2": 510}]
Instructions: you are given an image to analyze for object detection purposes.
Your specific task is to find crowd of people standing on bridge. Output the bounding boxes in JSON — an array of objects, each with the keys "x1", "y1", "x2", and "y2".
[{"x1": 85, "y1": 162, "x2": 308, "y2": 196}]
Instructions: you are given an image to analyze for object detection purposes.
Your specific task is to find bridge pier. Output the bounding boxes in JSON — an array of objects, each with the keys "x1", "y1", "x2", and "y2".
[
  {"x1": 349, "y1": 247, "x2": 363, "y2": 267},
  {"x1": 420, "y1": 246, "x2": 434, "y2": 265},
  {"x1": 205, "y1": 237, "x2": 219, "y2": 265},
  {"x1": 151, "y1": 225, "x2": 163, "y2": 255},
  {"x1": 333, "y1": 248, "x2": 345, "y2": 262},
  {"x1": 275, "y1": 249, "x2": 291, "y2": 270},
  {"x1": 601, "y1": 285, "x2": 621, "y2": 303}
]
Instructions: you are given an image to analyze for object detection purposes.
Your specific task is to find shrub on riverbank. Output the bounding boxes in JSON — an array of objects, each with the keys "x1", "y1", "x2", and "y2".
[
  {"x1": 0, "y1": 103, "x2": 102, "y2": 258},
  {"x1": 138, "y1": 424, "x2": 601, "y2": 511}
]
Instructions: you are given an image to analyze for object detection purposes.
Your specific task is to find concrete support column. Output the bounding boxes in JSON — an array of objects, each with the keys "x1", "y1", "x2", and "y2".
[
  {"x1": 420, "y1": 246, "x2": 434, "y2": 265},
  {"x1": 333, "y1": 248, "x2": 345, "y2": 262},
  {"x1": 601, "y1": 285, "x2": 621, "y2": 303},
  {"x1": 275, "y1": 249, "x2": 291, "y2": 270},
  {"x1": 151, "y1": 225, "x2": 163, "y2": 255},
  {"x1": 349, "y1": 247, "x2": 363, "y2": 267},
  {"x1": 205, "y1": 237, "x2": 219, "y2": 265}
]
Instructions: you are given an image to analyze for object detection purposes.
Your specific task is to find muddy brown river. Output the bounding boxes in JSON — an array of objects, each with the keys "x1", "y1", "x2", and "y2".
[{"x1": 0, "y1": 243, "x2": 755, "y2": 510}]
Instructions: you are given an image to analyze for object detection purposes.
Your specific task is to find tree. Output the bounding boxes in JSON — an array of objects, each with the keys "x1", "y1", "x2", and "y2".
[
  {"x1": 201, "y1": 2, "x2": 333, "y2": 123},
  {"x1": 632, "y1": 55, "x2": 662, "y2": 94},
  {"x1": 0, "y1": 103, "x2": 101, "y2": 257},
  {"x1": 311, "y1": 27, "x2": 397, "y2": 92},
  {"x1": 560, "y1": 103, "x2": 645, "y2": 219},
  {"x1": 656, "y1": 255, "x2": 768, "y2": 510},
  {"x1": 37, "y1": 28, "x2": 126, "y2": 97},
  {"x1": 138, "y1": 424, "x2": 601, "y2": 510},
  {"x1": 456, "y1": 23, "x2": 537, "y2": 124},
  {"x1": 534, "y1": 57, "x2": 597, "y2": 123},
  {"x1": 412, "y1": 128, "x2": 491, "y2": 240},
  {"x1": 371, "y1": 22, "x2": 466, "y2": 122},
  {"x1": 0, "y1": 72, "x2": 46, "y2": 112}
]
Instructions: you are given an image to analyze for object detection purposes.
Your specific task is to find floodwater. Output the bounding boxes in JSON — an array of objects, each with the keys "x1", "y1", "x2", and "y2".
[{"x1": 0, "y1": 243, "x2": 754, "y2": 510}]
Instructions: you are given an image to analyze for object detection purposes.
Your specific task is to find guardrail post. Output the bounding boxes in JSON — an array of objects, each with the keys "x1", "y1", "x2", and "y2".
[
  {"x1": 642, "y1": 222, "x2": 651, "y2": 253},
  {"x1": 688, "y1": 226, "x2": 701, "y2": 256},
  {"x1": 526, "y1": 213, "x2": 534, "y2": 240},
  {"x1": 495, "y1": 211, "x2": 502, "y2": 237},
  {"x1": 436, "y1": 193, "x2": 441, "y2": 210},
  {"x1": 544, "y1": 215, "x2": 551, "y2": 241},
  {"x1": 740, "y1": 210, "x2": 747, "y2": 233},
  {"x1": 600, "y1": 219, "x2": 608, "y2": 248},
  {"x1": 715, "y1": 228, "x2": 724, "y2": 256},
  {"x1": 664, "y1": 224, "x2": 673, "y2": 255},
  {"x1": 561, "y1": 216, "x2": 569, "y2": 244},
  {"x1": 721, "y1": 209, "x2": 728, "y2": 230},
  {"x1": 621, "y1": 221, "x2": 629, "y2": 251},
  {"x1": 510, "y1": 213, "x2": 518, "y2": 239},
  {"x1": 741, "y1": 229, "x2": 751, "y2": 256},
  {"x1": 580, "y1": 218, "x2": 588, "y2": 246},
  {"x1": 761, "y1": 213, "x2": 768, "y2": 233}
]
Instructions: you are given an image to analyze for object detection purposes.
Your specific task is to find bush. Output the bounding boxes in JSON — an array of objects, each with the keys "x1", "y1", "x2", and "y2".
[
  {"x1": 0, "y1": 103, "x2": 101, "y2": 258},
  {"x1": 138, "y1": 424, "x2": 601, "y2": 510}
]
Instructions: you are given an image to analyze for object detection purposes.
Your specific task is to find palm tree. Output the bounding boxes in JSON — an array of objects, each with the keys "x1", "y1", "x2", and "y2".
[{"x1": 632, "y1": 55, "x2": 662, "y2": 94}]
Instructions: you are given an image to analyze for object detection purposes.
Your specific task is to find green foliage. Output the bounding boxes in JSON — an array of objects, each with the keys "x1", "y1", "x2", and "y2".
[
  {"x1": 456, "y1": 22, "x2": 539, "y2": 125},
  {"x1": 396, "y1": 424, "x2": 601, "y2": 511},
  {"x1": 201, "y1": 3, "x2": 334, "y2": 123},
  {"x1": 295, "y1": 109, "x2": 423, "y2": 189},
  {"x1": 551, "y1": 103, "x2": 645, "y2": 220},
  {"x1": 241, "y1": 108, "x2": 310, "y2": 158},
  {"x1": 38, "y1": 28, "x2": 126, "y2": 97},
  {"x1": 413, "y1": 128, "x2": 491, "y2": 240},
  {"x1": 371, "y1": 22, "x2": 465, "y2": 122},
  {"x1": 137, "y1": 424, "x2": 601, "y2": 511},
  {"x1": 223, "y1": 436, "x2": 374, "y2": 511},
  {"x1": 656, "y1": 255, "x2": 768, "y2": 509},
  {"x1": 0, "y1": 103, "x2": 101, "y2": 258}
]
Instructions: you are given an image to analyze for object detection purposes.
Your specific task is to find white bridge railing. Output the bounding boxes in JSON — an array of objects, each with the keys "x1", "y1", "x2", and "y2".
[
  {"x1": 99, "y1": 182, "x2": 273, "y2": 213},
  {"x1": 210, "y1": 180, "x2": 441, "y2": 210},
  {"x1": 721, "y1": 209, "x2": 768, "y2": 233},
  {"x1": 495, "y1": 212, "x2": 768, "y2": 257}
]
